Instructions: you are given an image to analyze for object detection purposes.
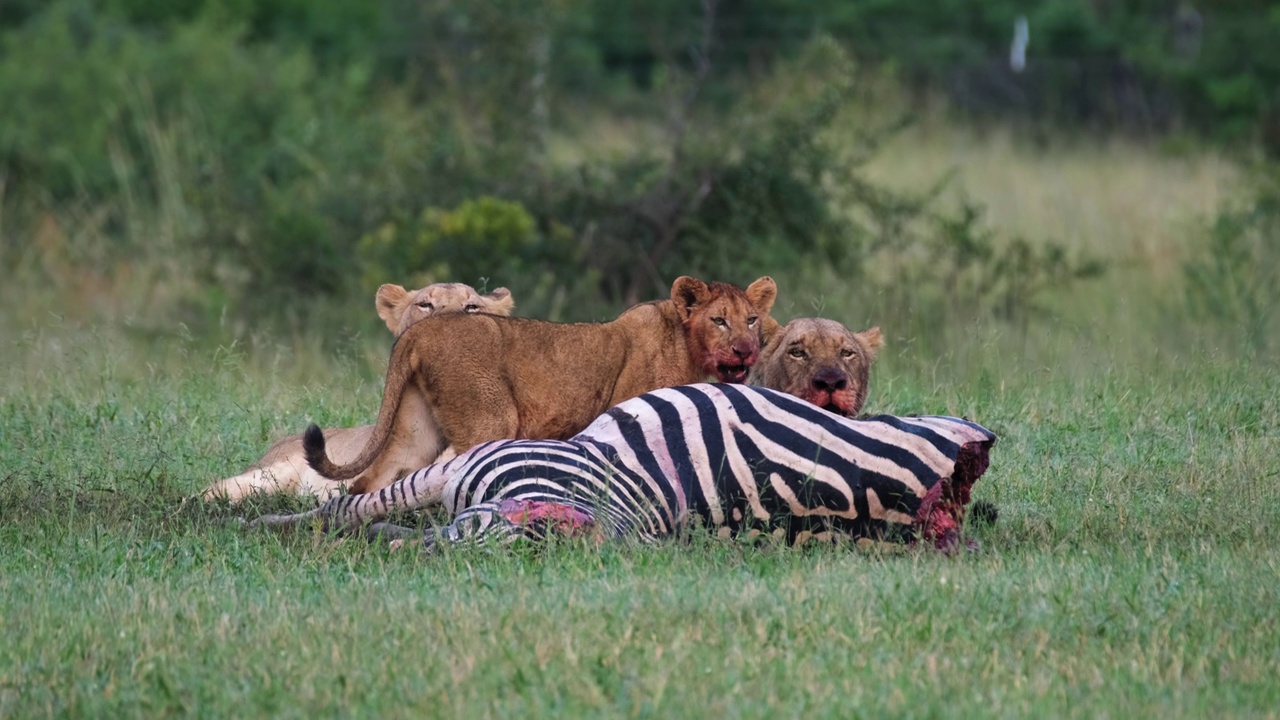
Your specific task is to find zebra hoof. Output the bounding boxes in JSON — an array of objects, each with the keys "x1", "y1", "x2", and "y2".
[
  {"x1": 366, "y1": 522, "x2": 421, "y2": 544},
  {"x1": 246, "y1": 514, "x2": 303, "y2": 531}
]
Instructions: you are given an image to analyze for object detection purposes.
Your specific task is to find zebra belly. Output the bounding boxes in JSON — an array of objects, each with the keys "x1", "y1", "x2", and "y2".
[{"x1": 436, "y1": 440, "x2": 677, "y2": 543}]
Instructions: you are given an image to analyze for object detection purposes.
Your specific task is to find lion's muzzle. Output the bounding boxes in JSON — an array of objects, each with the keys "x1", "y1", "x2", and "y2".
[
  {"x1": 804, "y1": 367, "x2": 854, "y2": 416},
  {"x1": 711, "y1": 343, "x2": 759, "y2": 384}
]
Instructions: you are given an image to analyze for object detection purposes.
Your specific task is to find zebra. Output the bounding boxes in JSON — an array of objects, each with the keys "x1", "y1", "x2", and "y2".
[{"x1": 252, "y1": 384, "x2": 996, "y2": 551}]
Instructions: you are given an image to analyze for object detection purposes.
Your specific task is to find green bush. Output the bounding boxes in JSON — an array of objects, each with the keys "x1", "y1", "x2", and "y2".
[
  {"x1": 358, "y1": 197, "x2": 538, "y2": 293},
  {"x1": 0, "y1": 2, "x2": 1109, "y2": 337},
  {"x1": 1184, "y1": 163, "x2": 1280, "y2": 353}
]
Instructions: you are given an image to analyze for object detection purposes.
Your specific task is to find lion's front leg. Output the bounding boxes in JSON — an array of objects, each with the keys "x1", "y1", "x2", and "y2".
[{"x1": 201, "y1": 460, "x2": 300, "y2": 502}]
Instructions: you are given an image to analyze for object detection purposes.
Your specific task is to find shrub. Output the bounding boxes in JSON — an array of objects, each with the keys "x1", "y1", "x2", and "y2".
[
  {"x1": 1184, "y1": 163, "x2": 1280, "y2": 353},
  {"x1": 358, "y1": 197, "x2": 538, "y2": 294},
  {"x1": 0, "y1": 3, "x2": 1110, "y2": 339}
]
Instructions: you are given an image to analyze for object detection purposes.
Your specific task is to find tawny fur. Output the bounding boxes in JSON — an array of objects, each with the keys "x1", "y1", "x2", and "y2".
[
  {"x1": 305, "y1": 276, "x2": 778, "y2": 495},
  {"x1": 201, "y1": 282, "x2": 514, "y2": 502},
  {"x1": 375, "y1": 282, "x2": 513, "y2": 336},
  {"x1": 750, "y1": 318, "x2": 882, "y2": 417}
]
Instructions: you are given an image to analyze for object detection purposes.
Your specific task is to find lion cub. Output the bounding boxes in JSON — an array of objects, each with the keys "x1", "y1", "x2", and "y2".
[
  {"x1": 751, "y1": 318, "x2": 882, "y2": 417},
  {"x1": 304, "y1": 276, "x2": 778, "y2": 495},
  {"x1": 201, "y1": 282, "x2": 514, "y2": 502}
]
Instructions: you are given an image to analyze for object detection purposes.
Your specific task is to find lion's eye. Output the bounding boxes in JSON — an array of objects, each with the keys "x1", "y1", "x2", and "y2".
[
  {"x1": 712, "y1": 317, "x2": 727, "y2": 327},
  {"x1": 747, "y1": 316, "x2": 758, "y2": 326},
  {"x1": 464, "y1": 304, "x2": 480, "y2": 313},
  {"x1": 841, "y1": 349, "x2": 856, "y2": 358},
  {"x1": 788, "y1": 347, "x2": 807, "y2": 359},
  {"x1": 416, "y1": 301, "x2": 435, "y2": 312}
]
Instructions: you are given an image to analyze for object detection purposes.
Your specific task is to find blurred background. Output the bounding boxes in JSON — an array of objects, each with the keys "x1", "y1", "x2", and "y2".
[{"x1": 1, "y1": 0, "x2": 1276, "y2": 369}]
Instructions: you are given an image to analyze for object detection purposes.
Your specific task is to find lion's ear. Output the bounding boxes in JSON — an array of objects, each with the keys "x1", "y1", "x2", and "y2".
[
  {"x1": 857, "y1": 326, "x2": 884, "y2": 361},
  {"x1": 671, "y1": 276, "x2": 710, "y2": 318},
  {"x1": 375, "y1": 284, "x2": 409, "y2": 334},
  {"x1": 485, "y1": 287, "x2": 515, "y2": 316},
  {"x1": 745, "y1": 276, "x2": 778, "y2": 317}
]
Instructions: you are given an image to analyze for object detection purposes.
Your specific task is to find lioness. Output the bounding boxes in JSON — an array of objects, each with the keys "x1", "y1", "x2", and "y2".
[
  {"x1": 201, "y1": 281, "x2": 514, "y2": 501},
  {"x1": 376, "y1": 282, "x2": 513, "y2": 336},
  {"x1": 750, "y1": 318, "x2": 882, "y2": 417},
  {"x1": 305, "y1": 276, "x2": 778, "y2": 494}
]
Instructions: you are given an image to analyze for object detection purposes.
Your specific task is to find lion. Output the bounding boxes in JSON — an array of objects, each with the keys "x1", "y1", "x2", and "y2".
[
  {"x1": 304, "y1": 276, "x2": 778, "y2": 495},
  {"x1": 752, "y1": 319, "x2": 998, "y2": 526},
  {"x1": 201, "y1": 281, "x2": 514, "y2": 502},
  {"x1": 750, "y1": 317, "x2": 882, "y2": 417},
  {"x1": 375, "y1": 282, "x2": 513, "y2": 336}
]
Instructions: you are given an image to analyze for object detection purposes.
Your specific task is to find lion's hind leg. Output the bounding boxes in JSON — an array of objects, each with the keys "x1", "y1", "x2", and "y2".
[{"x1": 347, "y1": 387, "x2": 447, "y2": 495}]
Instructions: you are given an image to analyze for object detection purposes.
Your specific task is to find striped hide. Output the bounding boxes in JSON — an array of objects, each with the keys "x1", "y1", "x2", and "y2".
[{"x1": 253, "y1": 384, "x2": 996, "y2": 551}]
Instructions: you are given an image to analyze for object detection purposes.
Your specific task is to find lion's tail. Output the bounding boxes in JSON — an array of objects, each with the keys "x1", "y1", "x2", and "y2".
[
  {"x1": 302, "y1": 424, "x2": 344, "y2": 478},
  {"x1": 304, "y1": 336, "x2": 417, "y2": 481}
]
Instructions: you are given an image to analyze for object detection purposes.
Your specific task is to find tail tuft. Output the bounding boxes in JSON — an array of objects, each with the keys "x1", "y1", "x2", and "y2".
[{"x1": 303, "y1": 424, "x2": 330, "y2": 475}]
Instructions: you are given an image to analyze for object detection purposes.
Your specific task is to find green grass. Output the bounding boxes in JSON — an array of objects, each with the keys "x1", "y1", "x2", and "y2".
[
  {"x1": 3, "y1": 126, "x2": 1279, "y2": 716},
  {"x1": 2, "y1": 315, "x2": 1278, "y2": 718}
]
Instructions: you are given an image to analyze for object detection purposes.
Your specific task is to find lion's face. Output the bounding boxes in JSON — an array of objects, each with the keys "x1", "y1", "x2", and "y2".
[
  {"x1": 752, "y1": 318, "x2": 882, "y2": 416},
  {"x1": 376, "y1": 283, "x2": 515, "y2": 336},
  {"x1": 673, "y1": 276, "x2": 777, "y2": 384}
]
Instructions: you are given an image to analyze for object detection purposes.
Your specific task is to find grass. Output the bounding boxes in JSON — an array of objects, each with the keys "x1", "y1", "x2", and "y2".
[{"x1": 3, "y1": 127, "x2": 1279, "y2": 717}]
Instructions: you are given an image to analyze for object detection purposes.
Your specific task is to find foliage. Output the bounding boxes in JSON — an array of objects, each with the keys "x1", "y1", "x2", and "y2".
[
  {"x1": 358, "y1": 197, "x2": 539, "y2": 293},
  {"x1": 598, "y1": 0, "x2": 1280, "y2": 143},
  {"x1": 891, "y1": 201, "x2": 1106, "y2": 334},
  {"x1": 350, "y1": 32, "x2": 1105, "y2": 320},
  {"x1": 767, "y1": 1, "x2": 1280, "y2": 143},
  {"x1": 538, "y1": 36, "x2": 864, "y2": 304},
  {"x1": 0, "y1": 2, "x2": 546, "y2": 329},
  {"x1": 1184, "y1": 163, "x2": 1280, "y2": 353},
  {"x1": 30, "y1": 0, "x2": 1280, "y2": 344}
]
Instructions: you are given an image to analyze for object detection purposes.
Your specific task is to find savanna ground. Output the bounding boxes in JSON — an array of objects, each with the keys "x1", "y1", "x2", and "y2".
[{"x1": 3, "y1": 122, "x2": 1279, "y2": 717}]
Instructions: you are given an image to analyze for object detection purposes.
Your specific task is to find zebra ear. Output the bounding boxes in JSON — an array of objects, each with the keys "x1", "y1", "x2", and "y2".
[
  {"x1": 375, "y1": 284, "x2": 410, "y2": 334},
  {"x1": 857, "y1": 326, "x2": 884, "y2": 360},
  {"x1": 671, "y1": 276, "x2": 711, "y2": 318}
]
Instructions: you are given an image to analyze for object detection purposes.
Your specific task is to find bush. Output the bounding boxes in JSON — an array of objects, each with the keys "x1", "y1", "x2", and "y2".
[
  {"x1": 1184, "y1": 163, "x2": 1280, "y2": 353},
  {"x1": 358, "y1": 197, "x2": 538, "y2": 293},
  {"x1": 0, "y1": 3, "x2": 1110, "y2": 339}
]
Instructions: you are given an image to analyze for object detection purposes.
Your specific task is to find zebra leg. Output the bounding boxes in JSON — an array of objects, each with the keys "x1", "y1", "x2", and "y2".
[
  {"x1": 366, "y1": 522, "x2": 423, "y2": 542},
  {"x1": 247, "y1": 458, "x2": 461, "y2": 533},
  {"x1": 248, "y1": 492, "x2": 357, "y2": 532}
]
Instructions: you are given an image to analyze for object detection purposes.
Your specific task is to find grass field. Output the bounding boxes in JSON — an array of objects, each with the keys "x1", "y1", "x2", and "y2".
[{"x1": 3, "y1": 127, "x2": 1279, "y2": 717}]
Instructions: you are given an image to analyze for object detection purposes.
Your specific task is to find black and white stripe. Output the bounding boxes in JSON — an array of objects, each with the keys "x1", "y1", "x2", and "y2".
[{"x1": 253, "y1": 384, "x2": 996, "y2": 550}]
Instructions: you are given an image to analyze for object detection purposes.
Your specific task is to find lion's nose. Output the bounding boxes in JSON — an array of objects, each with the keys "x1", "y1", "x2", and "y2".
[
  {"x1": 732, "y1": 343, "x2": 755, "y2": 360},
  {"x1": 812, "y1": 369, "x2": 847, "y2": 392}
]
